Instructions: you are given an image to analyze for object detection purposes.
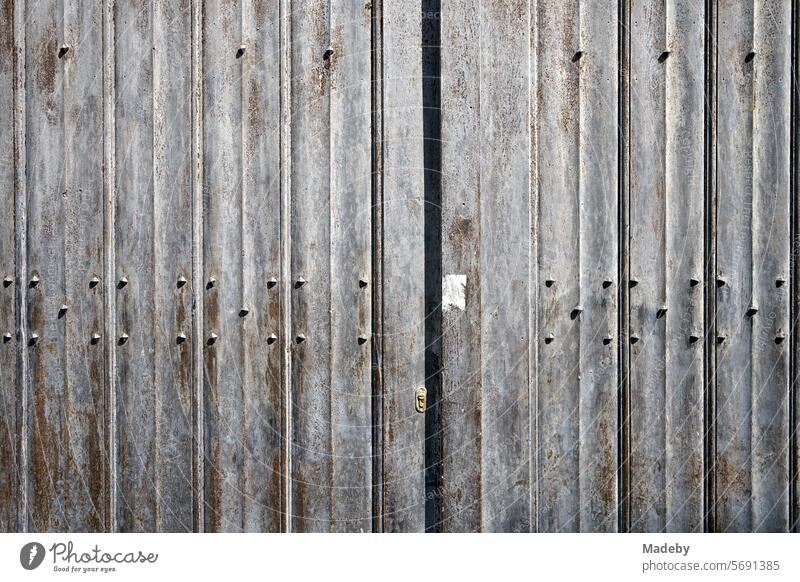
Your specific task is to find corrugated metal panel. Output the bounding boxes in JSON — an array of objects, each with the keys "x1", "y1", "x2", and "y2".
[{"x1": 0, "y1": 0, "x2": 798, "y2": 533}]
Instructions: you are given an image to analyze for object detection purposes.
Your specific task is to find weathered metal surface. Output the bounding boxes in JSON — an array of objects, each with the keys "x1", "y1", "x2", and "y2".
[
  {"x1": 1, "y1": 0, "x2": 799, "y2": 534},
  {"x1": 114, "y1": 0, "x2": 194, "y2": 532},
  {"x1": 536, "y1": 0, "x2": 619, "y2": 532},
  {"x1": 290, "y1": 0, "x2": 372, "y2": 532},
  {"x1": 627, "y1": 0, "x2": 705, "y2": 532},
  {"x1": 380, "y1": 0, "x2": 426, "y2": 532},
  {"x1": 439, "y1": 0, "x2": 533, "y2": 534},
  {"x1": 714, "y1": 0, "x2": 791, "y2": 532},
  {"x1": 22, "y1": 0, "x2": 107, "y2": 531},
  {"x1": 202, "y1": 0, "x2": 283, "y2": 532},
  {"x1": 0, "y1": 0, "x2": 18, "y2": 533}
]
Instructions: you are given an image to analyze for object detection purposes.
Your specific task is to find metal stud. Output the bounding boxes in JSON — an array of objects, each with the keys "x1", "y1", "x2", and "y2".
[
  {"x1": 629, "y1": 279, "x2": 638, "y2": 289},
  {"x1": 28, "y1": 333, "x2": 39, "y2": 346},
  {"x1": 176, "y1": 333, "x2": 187, "y2": 344},
  {"x1": 267, "y1": 277, "x2": 278, "y2": 289},
  {"x1": 239, "y1": 308, "x2": 250, "y2": 318},
  {"x1": 3, "y1": 332, "x2": 12, "y2": 343},
  {"x1": 207, "y1": 332, "x2": 219, "y2": 345},
  {"x1": 570, "y1": 305, "x2": 583, "y2": 320},
  {"x1": 630, "y1": 334, "x2": 640, "y2": 344},
  {"x1": 544, "y1": 333, "x2": 555, "y2": 344},
  {"x1": 358, "y1": 335, "x2": 368, "y2": 345},
  {"x1": 58, "y1": 45, "x2": 69, "y2": 58},
  {"x1": 29, "y1": 275, "x2": 40, "y2": 288},
  {"x1": 2, "y1": 276, "x2": 12, "y2": 288},
  {"x1": 118, "y1": 333, "x2": 129, "y2": 345},
  {"x1": 58, "y1": 304, "x2": 68, "y2": 319},
  {"x1": 267, "y1": 333, "x2": 278, "y2": 345},
  {"x1": 602, "y1": 280, "x2": 613, "y2": 289},
  {"x1": 359, "y1": 277, "x2": 369, "y2": 288},
  {"x1": 90, "y1": 332, "x2": 101, "y2": 345},
  {"x1": 117, "y1": 276, "x2": 129, "y2": 289},
  {"x1": 207, "y1": 277, "x2": 216, "y2": 289},
  {"x1": 602, "y1": 335, "x2": 612, "y2": 346},
  {"x1": 656, "y1": 305, "x2": 668, "y2": 319},
  {"x1": 545, "y1": 278, "x2": 555, "y2": 288},
  {"x1": 177, "y1": 275, "x2": 187, "y2": 288},
  {"x1": 689, "y1": 278, "x2": 700, "y2": 287},
  {"x1": 89, "y1": 276, "x2": 100, "y2": 289},
  {"x1": 295, "y1": 277, "x2": 306, "y2": 289},
  {"x1": 295, "y1": 333, "x2": 306, "y2": 344},
  {"x1": 746, "y1": 304, "x2": 758, "y2": 317}
]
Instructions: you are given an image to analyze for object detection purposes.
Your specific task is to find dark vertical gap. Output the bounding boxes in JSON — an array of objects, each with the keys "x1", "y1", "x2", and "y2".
[
  {"x1": 703, "y1": 0, "x2": 718, "y2": 533},
  {"x1": 422, "y1": 0, "x2": 442, "y2": 533},
  {"x1": 617, "y1": 0, "x2": 631, "y2": 533},
  {"x1": 790, "y1": 0, "x2": 799, "y2": 534},
  {"x1": 370, "y1": 0, "x2": 384, "y2": 533}
]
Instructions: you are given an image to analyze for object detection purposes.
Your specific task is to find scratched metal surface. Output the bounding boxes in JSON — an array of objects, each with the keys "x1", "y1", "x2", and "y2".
[{"x1": 0, "y1": 0, "x2": 798, "y2": 533}]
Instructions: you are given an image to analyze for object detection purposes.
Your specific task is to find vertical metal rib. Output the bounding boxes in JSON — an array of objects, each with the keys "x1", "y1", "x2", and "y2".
[
  {"x1": 370, "y1": 0, "x2": 384, "y2": 534},
  {"x1": 13, "y1": 0, "x2": 28, "y2": 534},
  {"x1": 279, "y1": 0, "x2": 293, "y2": 533},
  {"x1": 618, "y1": 0, "x2": 631, "y2": 533},
  {"x1": 102, "y1": 0, "x2": 117, "y2": 533},
  {"x1": 530, "y1": 0, "x2": 539, "y2": 534},
  {"x1": 704, "y1": 0, "x2": 718, "y2": 533},
  {"x1": 790, "y1": 0, "x2": 799, "y2": 534},
  {"x1": 191, "y1": 0, "x2": 205, "y2": 533}
]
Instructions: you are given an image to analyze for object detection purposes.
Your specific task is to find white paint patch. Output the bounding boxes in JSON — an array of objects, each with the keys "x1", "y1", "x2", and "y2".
[{"x1": 442, "y1": 274, "x2": 467, "y2": 312}]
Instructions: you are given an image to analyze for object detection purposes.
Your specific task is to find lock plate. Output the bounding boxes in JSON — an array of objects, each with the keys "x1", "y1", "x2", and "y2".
[{"x1": 415, "y1": 386, "x2": 427, "y2": 413}]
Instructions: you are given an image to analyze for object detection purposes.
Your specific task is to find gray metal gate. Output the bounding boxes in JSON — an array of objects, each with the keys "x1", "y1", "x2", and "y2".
[{"x1": 0, "y1": 0, "x2": 798, "y2": 533}]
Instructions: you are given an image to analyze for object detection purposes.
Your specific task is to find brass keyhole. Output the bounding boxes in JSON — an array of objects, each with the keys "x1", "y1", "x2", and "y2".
[{"x1": 415, "y1": 386, "x2": 427, "y2": 413}]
